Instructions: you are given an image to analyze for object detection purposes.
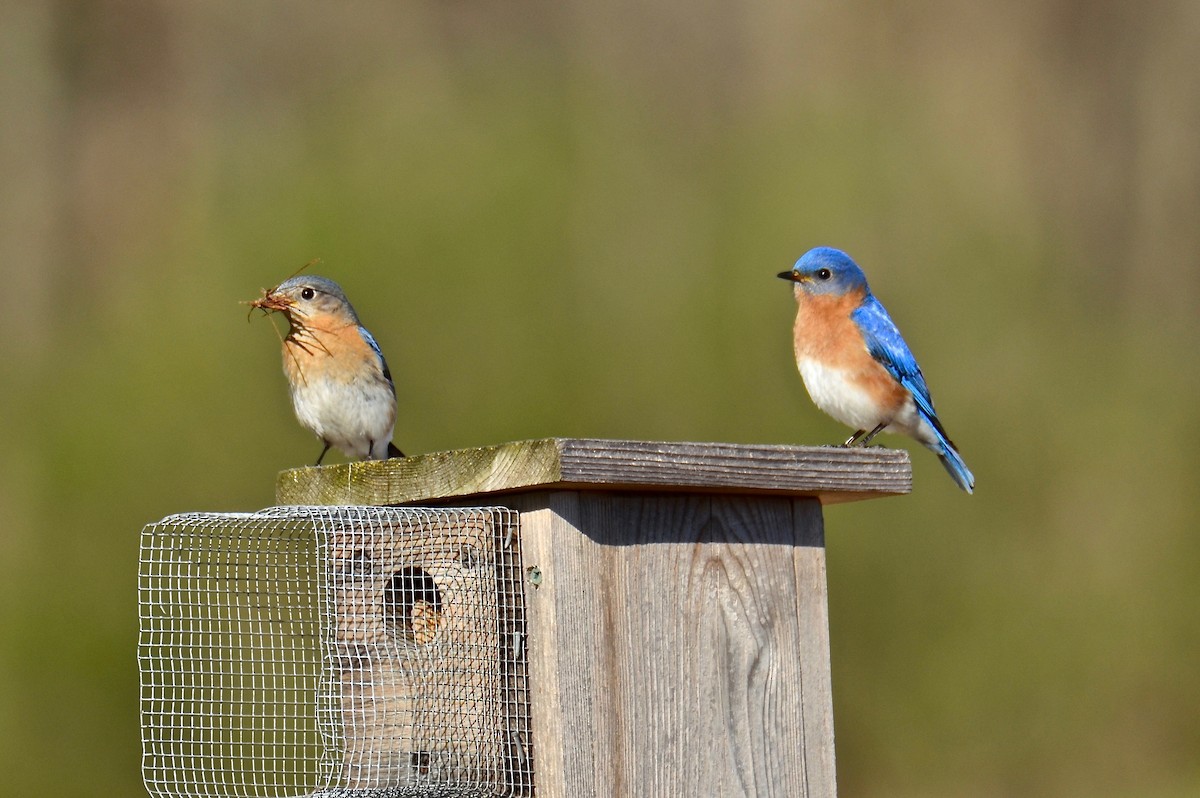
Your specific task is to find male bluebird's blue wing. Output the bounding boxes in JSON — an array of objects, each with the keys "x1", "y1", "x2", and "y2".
[
  {"x1": 357, "y1": 326, "x2": 397, "y2": 397},
  {"x1": 850, "y1": 297, "x2": 937, "y2": 418},
  {"x1": 851, "y1": 295, "x2": 974, "y2": 492}
]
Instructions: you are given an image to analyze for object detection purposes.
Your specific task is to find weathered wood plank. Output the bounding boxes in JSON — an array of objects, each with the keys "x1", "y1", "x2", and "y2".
[
  {"x1": 790, "y1": 502, "x2": 837, "y2": 794},
  {"x1": 508, "y1": 491, "x2": 835, "y2": 798},
  {"x1": 276, "y1": 438, "x2": 910, "y2": 506}
]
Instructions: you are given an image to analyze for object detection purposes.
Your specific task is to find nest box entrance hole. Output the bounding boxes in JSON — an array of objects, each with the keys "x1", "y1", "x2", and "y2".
[{"x1": 382, "y1": 566, "x2": 443, "y2": 645}]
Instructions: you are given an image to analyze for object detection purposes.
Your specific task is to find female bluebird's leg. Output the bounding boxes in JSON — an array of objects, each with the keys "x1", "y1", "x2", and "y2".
[{"x1": 314, "y1": 441, "x2": 331, "y2": 466}]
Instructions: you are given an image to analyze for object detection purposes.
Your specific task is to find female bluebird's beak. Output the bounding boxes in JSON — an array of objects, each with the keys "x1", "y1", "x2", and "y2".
[
  {"x1": 778, "y1": 270, "x2": 802, "y2": 282},
  {"x1": 248, "y1": 290, "x2": 295, "y2": 314}
]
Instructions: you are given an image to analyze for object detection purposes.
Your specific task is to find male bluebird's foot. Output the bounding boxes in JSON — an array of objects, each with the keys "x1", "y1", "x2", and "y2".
[
  {"x1": 315, "y1": 441, "x2": 331, "y2": 466},
  {"x1": 841, "y1": 429, "x2": 867, "y2": 447}
]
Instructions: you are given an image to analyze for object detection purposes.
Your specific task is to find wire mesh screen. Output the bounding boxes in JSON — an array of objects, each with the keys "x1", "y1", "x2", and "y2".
[{"x1": 138, "y1": 506, "x2": 531, "y2": 798}]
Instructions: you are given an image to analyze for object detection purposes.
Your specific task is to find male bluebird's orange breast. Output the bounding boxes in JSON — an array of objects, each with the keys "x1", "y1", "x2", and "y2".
[{"x1": 793, "y1": 289, "x2": 909, "y2": 413}]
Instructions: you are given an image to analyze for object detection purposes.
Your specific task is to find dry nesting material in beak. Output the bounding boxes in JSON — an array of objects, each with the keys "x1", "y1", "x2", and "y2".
[{"x1": 247, "y1": 289, "x2": 293, "y2": 313}]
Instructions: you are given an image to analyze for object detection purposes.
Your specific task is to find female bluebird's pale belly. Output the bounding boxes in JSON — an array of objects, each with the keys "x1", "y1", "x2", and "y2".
[{"x1": 287, "y1": 364, "x2": 396, "y2": 460}]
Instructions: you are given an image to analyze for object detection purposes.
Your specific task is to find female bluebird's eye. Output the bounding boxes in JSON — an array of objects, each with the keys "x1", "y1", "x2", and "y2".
[
  {"x1": 300, "y1": 287, "x2": 315, "y2": 300},
  {"x1": 816, "y1": 268, "x2": 832, "y2": 280}
]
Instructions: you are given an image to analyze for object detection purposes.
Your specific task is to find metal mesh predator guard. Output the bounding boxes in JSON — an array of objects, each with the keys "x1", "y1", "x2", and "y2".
[{"x1": 137, "y1": 506, "x2": 531, "y2": 797}]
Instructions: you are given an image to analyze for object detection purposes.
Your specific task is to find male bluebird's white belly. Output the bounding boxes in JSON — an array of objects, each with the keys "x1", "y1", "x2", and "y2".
[
  {"x1": 796, "y1": 356, "x2": 934, "y2": 444},
  {"x1": 289, "y1": 374, "x2": 396, "y2": 460}
]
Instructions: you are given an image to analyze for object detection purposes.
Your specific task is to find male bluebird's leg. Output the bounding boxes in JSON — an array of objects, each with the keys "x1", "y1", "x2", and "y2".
[
  {"x1": 314, "y1": 441, "x2": 331, "y2": 466},
  {"x1": 842, "y1": 429, "x2": 868, "y2": 447},
  {"x1": 858, "y1": 422, "x2": 889, "y2": 446}
]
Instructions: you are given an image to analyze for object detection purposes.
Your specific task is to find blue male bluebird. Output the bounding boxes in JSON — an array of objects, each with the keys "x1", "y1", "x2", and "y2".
[
  {"x1": 778, "y1": 247, "x2": 974, "y2": 493},
  {"x1": 251, "y1": 275, "x2": 404, "y2": 465}
]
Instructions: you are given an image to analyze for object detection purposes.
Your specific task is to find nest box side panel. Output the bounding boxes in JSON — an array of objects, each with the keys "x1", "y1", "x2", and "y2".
[{"x1": 510, "y1": 491, "x2": 834, "y2": 798}]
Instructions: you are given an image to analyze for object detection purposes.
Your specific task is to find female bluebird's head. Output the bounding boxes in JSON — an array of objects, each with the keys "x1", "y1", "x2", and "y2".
[
  {"x1": 251, "y1": 275, "x2": 360, "y2": 325},
  {"x1": 777, "y1": 247, "x2": 870, "y2": 298}
]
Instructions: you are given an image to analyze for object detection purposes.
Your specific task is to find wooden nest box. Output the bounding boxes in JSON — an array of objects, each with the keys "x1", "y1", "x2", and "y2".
[{"x1": 139, "y1": 438, "x2": 909, "y2": 797}]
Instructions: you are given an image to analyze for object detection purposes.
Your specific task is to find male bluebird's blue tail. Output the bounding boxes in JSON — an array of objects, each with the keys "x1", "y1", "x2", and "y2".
[
  {"x1": 933, "y1": 435, "x2": 974, "y2": 494},
  {"x1": 904, "y1": 372, "x2": 975, "y2": 494}
]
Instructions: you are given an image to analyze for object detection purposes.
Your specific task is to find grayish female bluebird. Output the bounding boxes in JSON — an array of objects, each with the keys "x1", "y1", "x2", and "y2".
[{"x1": 251, "y1": 275, "x2": 404, "y2": 465}]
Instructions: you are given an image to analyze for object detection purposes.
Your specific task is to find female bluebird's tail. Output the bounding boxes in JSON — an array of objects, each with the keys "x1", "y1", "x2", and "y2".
[{"x1": 935, "y1": 440, "x2": 975, "y2": 494}]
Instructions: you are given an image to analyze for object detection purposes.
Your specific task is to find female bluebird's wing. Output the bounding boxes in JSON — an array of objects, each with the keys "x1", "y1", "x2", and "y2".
[
  {"x1": 850, "y1": 296, "x2": 946, "y2": 435},
  {"x1": 358, "y1": 324, "x2": 405, "y2": 458},
  {"x1": 357, "y1": 326, "x2": 397, "y2": 396}
]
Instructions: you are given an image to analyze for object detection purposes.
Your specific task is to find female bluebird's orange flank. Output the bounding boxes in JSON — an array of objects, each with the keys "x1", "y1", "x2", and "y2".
[
  {"x1": 251, "y1": 275, "x2": 404, "y2": 465},
  {"x1": 778, "y1": 247, "x2": 974, "y2": 493}
]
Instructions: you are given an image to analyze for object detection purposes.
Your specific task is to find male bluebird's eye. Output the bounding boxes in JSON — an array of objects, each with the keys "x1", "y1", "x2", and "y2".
[
  {"x1": 816, "y1": 268, "x2": 832, "y2": 280},
  {"x1": 300, "y1": 287, "x2": 315, "y2": 300}
]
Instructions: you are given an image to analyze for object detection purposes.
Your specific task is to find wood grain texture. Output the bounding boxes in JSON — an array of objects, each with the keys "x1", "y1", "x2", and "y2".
[
  {"x1": 276, "y1": 438, "x2": 910, "y2": 506},
  {"x1": 508, "y1": 491, "x2": 836, "y2": 798}
]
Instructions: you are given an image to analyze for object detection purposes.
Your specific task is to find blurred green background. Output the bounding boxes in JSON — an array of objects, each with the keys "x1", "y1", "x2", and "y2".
[{"x1": 3, "y1": 1, "x2": 1198, "y2": 795}]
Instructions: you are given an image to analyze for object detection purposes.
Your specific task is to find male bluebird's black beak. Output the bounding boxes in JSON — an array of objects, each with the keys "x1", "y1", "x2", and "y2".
[{"x1": 778, "y1": 270, "x2": 801, "y2": 282}]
